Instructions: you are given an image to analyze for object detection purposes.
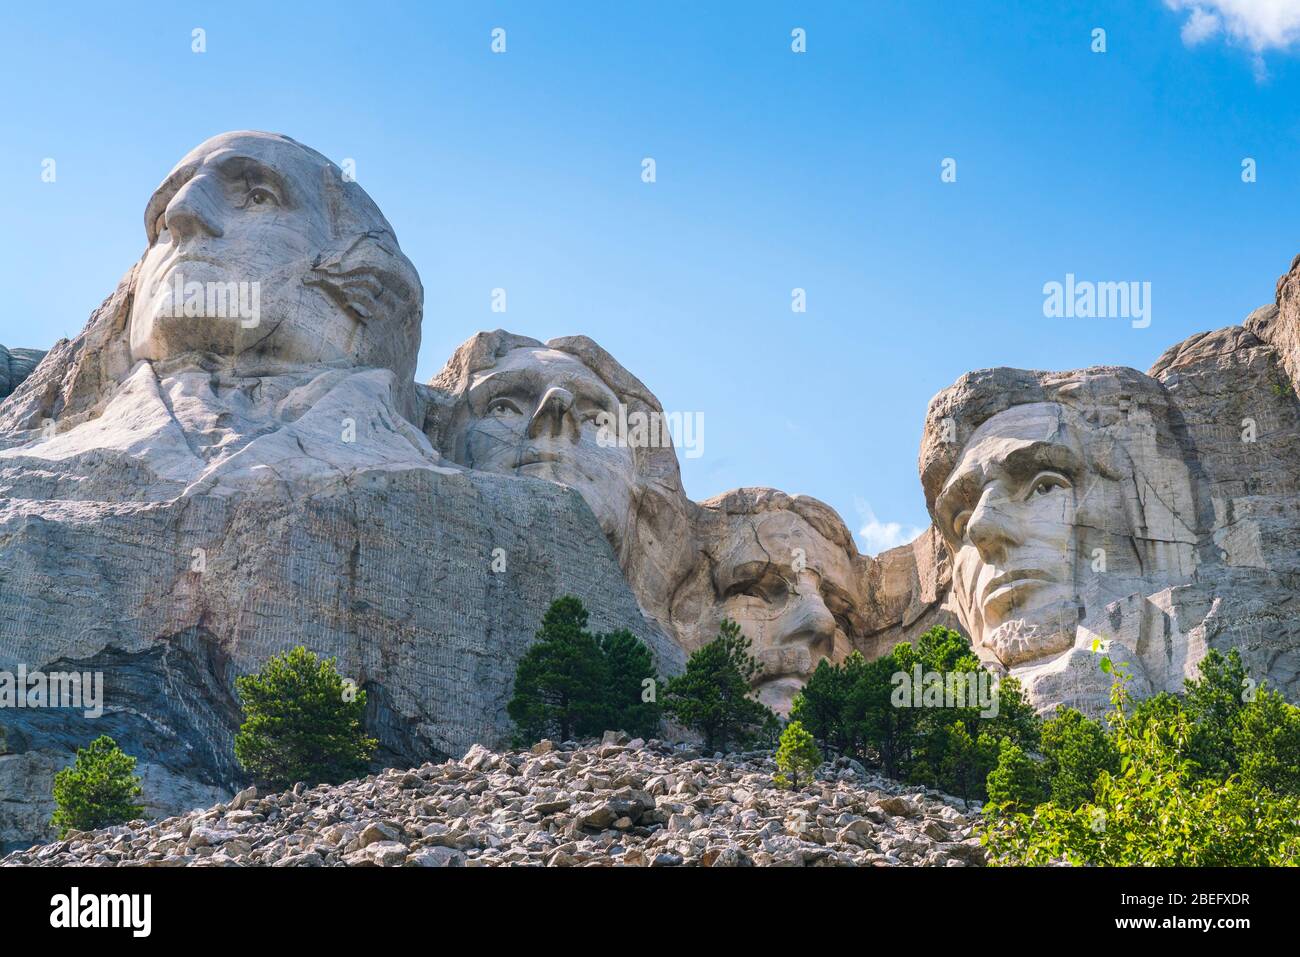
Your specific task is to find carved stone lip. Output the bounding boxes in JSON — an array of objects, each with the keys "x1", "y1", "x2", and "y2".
[
  {"x1": 982, "y1": 568, "x2": 1055, "y2": 610},
  {"x1": 158, "y1": 248, "x2": 221, "y2": 270},
  {"x1": 515, "y1": 447, "x2": 561, "y2": 468},
  {"x1": 149, "y1": 252, "x2": 223, "y2": 289}
]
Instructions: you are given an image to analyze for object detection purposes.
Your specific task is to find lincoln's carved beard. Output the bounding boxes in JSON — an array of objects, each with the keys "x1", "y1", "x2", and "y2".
[{"x1": 979, "y1": 605, "x2": 1080, "y2": 667}]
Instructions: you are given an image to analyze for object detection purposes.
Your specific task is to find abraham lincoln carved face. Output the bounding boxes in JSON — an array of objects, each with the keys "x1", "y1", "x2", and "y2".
[
  {"x1": 931, "y1": 388, "x2": 1200, "y2": 675},
  {"x1": 935, "y1": 403, "x2": 1086, "y2": 667}
]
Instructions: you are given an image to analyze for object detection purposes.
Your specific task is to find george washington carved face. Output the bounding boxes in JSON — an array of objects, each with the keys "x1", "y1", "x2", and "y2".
[{"x1": 129, "y1": 131, "x2": 419, "y2": 380}]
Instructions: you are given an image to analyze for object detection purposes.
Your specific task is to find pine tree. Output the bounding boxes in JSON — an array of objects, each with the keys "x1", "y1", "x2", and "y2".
[
  {"x1": 234, "y1": 646, "x2": 377, "y2": 790},
  {"x1": 50, "y1": 735, "x2": 145, "y2": 837},
  {"x1": 774, "y1": 720, "x2": 823, "y2": 790},
  {"x1": 598, "y1": 628, "x2": 662, "y2": 738},
  {"x1": 790, "y1": 656, "x2": 854, "y2": 753},
  {"x1": 663, "y1": 619, "x2": 775, "y2": 752},
  {"x1": 847, "y1": 650, "x2": 921, "y2": 779},
  {"x1": 1182, "y1": 647, "x2": 1250, "y2": 780},
  {"x1": 935, "y1": 720, "x2": 998, "y2": 807},
  {"x1": 507, "y1": 596, "x2": 609, "y2": 744},
  {"x1": 986, "y1": 737, "x2": 1046, "y2": 812},
  {"x1": 1235, "y1": 687, "x2": 1300, "y2": 795}
]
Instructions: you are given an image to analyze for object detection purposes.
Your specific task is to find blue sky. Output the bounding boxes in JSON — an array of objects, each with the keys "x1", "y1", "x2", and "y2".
[{"x1": 3, "y1": 1, "x2": 1299, "y2": 553}]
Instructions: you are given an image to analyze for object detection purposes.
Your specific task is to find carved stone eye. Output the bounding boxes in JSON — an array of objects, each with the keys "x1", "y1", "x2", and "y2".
[
  {"x1": 243, "y1": 187, "x2": 279, "y2": 208},
  {"x1": 1029, "y1": 472, "x2": 1070, "y2": 497}
]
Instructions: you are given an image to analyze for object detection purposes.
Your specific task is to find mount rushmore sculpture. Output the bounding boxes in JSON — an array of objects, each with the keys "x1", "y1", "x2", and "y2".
[
  {"x1": 0, "y1": 132, "x2": 681, "y2": 850},
  {"x1": 1, "y1": 130, "x2": 1298, "y2": 849},
  {"x1": 921, "y1": 297, "x2": 1300, "y2": 713}
]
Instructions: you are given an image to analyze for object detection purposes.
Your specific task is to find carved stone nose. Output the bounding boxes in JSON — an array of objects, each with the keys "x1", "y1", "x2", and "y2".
[
  {"x1": 782, "y1": 591, "x2": 838, "y2": 643},
  {"x1": 164, "y1": 176, "x2": 225, "y2": 241},
  {"x1": 967, "y1": 492, "x2": 1023, "y2": 560},
  {"x1": 527, "y1": 386, "x2": 576, "y2": 440}
]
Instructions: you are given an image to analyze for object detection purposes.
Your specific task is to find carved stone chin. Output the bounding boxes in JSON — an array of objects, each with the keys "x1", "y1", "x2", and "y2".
[{"x1": 983, "y1": 615, "x2": 1077, "y2": 668}]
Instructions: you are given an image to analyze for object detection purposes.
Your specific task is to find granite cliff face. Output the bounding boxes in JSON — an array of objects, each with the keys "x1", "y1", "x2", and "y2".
[
  {"x1": 917, "y1": 265, "x2": 1300, "y2": 714},
  {"x1": 2, "y1": 130, "x2": 1298, "y2": 853},
  {"x1": 0, "y1": 133, "x2": 680, "y2": 852},
  {"x1": 0, "y1": 346, "x2": 44, "y2": 400}
]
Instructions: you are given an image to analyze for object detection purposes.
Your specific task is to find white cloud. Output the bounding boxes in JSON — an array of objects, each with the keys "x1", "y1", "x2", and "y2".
[
  {"x1": 1165, "y1": 1, "x2": 1300, "y2": 52},
  {"x1": 854, "y1": 498, "x2": 924, "y2": 557},
  {"x1": 1180, "y1": 6, "x2": 1223, "y2": 44}
]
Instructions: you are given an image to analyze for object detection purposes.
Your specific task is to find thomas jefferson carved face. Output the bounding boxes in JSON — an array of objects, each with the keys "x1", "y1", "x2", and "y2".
[
  {"x1": 129, "y1": 131, "x2": 417, "y2": 376},
  {"x1": 449, "y1": 346, "x2": 639, "y2": 545},
  {"x1": 707, "y1": 505, "x2": 857, "y2": 713},
  {"x1": 935, "y1": 403, "x2": 1087, "y2": 667}
]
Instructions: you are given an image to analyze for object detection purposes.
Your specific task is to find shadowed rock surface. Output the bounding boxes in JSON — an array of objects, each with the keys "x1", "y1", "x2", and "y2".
[{"x1": 0, "y1": 346, "x2": 44, "y2": 399}]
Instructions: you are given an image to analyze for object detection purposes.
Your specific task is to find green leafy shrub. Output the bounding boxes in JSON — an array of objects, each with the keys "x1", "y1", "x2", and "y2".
[
  {"x1": 774, "y1": 720, "x2": 822, "y2": 790},
  {"x1": 1039, "y1": 707, "x2": 1118, "y2": 809},
  {"x1": 234, "y1": 645, "x2": 377, "y2": 790},
  {"x1": 982, "y1": 663, "x2": 1300, "y2": 866},
  {"x1": 50, "y1": 735, "x2": 144, "y2": 837}
]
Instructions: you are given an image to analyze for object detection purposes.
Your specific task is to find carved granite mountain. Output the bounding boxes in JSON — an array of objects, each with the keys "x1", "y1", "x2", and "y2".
[
  {"x1": 0, "y1": 133, "x2": 681, "y2": 852},
  {"x1": 917, "y1": 259, "x2": 1300, "y2": 713},
  {"x1": 5, "y1": 130, "x2": 1299, "y2": 852},
  {"x1": 427, "y1": 332, "x2": 955, "y2": 713}
]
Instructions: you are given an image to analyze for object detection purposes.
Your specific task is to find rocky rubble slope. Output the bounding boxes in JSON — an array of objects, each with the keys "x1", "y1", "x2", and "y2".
[{"x1": 2, "y1": 735, "x2": 985, "y2": 867}]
